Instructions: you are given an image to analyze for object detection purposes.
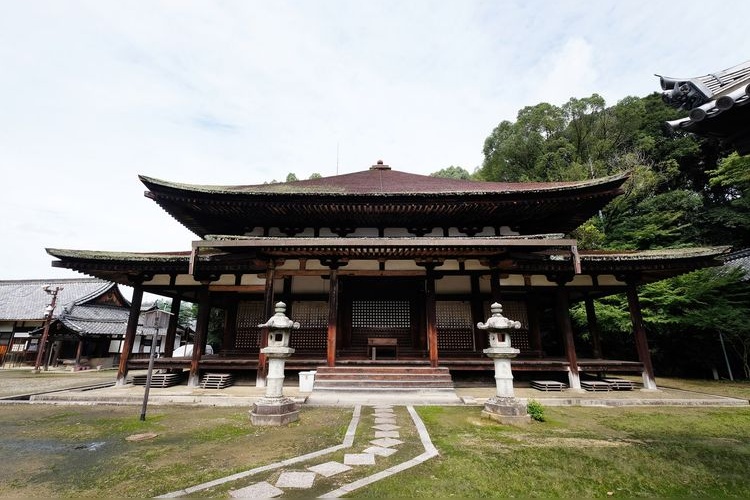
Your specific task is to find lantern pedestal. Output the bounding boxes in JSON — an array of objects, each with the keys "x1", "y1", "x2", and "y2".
[
  {"x1": 250, "y1": 303, "x2": 300, "y2": 426},
  {"x1": 477, "y1": 303, "x2": 530, "y2": 425}
]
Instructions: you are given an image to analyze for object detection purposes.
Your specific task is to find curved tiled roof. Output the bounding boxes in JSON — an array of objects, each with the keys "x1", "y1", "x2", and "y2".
[
  {"x1": 140, "y1": 167, "x2": 630, "y2": 238},
  {"x1": 0, "y1": 278, "x2": 113, "y2": 321},
  {"x1": 659, "y1": 60, "x2": 750, "y2": 155},
  {"x1": 140, "y1": 168, "x2": 629, "y2": 196}
]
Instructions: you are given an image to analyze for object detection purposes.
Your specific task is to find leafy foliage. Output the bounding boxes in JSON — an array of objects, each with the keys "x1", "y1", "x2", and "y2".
[
  {"x1": 527, "y1": 399, "x2": 546, "y2": 422},
  {"x1": 430, "y1": 165, "x2": 473, "y2": 179},
  {"x1": 480, "y1": 91, "x2": 750, "y2": 378}
]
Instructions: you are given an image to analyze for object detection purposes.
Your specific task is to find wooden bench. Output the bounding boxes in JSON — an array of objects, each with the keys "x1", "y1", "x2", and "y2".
[{"x1": 368, "y1": 338, "x2": 398, "y2": 360}]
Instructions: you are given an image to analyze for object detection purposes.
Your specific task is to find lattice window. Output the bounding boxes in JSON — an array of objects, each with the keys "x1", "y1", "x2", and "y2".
[
  {"x1": 290, "y1": 301, "x2": 327, "y2": 351},
  {"x1": 351, "y1": 300, "x2": 412, "y2": 349},
  {"x1": 436, "y1": 301, "x2": 475, "y2": 351},
  {"x1": 235, "y1": 301, "x2": 264, "y2": 350},
  {"x1": 352, "y1": 300, "x2": 410, "y2": 328},
  {"x1": 483, "y1": 300, "x2": 530, "y2": 351}
]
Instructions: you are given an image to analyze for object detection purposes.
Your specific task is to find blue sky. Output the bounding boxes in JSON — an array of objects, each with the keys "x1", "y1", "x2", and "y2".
[{"x1": 1, "y1": 0, "x2": 749, "y2": 280}]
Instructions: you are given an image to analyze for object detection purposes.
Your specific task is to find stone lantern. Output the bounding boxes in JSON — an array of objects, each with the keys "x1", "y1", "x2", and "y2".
[
  {"x1": 477, "y1": 302, "x2": 530, "y2": 424},
  {"x1": 250, "y1": 302, "x2": 301, "y2": 426}
]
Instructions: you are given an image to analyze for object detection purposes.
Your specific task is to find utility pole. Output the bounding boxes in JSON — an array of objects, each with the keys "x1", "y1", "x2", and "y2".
[{"x1": 33, "y1": 285, "x2": 63, "y2": 373}]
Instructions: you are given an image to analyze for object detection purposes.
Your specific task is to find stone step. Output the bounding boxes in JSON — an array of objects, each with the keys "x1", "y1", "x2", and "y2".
[
  {"x1": 315, "y1": 366, "x2": 450, "y2": 375},
  {"x1": 312, "y1": 366, "x2": 454, "y2": 390},
  {"x1": 314, "y1": 372, "x2": 453, "y2": 381},
  {"x1": 314, "y1": 379, "x2": 454, "y2": 389}
]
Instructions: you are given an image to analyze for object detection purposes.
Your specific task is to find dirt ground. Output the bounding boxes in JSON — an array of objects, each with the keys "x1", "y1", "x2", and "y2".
[{"x1": 0, "y1": 367, "x2": 118, "y2": 398}]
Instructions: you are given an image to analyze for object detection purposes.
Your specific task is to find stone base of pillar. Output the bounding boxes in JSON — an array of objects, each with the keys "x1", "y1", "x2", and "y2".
[
  {"x1": 250, "y1": 397, "x2": 300, "y2": 426},
  {"x1": 481, "y1": 396, "x2": 530, "y2": 425}
]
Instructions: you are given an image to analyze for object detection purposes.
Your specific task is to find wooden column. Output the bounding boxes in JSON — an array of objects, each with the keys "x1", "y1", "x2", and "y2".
[
  {"x1": 584, "y1": 295, "x2": 603, "y2": 359},
  {"x1": 555, "y1": 285, "x2": 581, "y2": 390},
  {"x1": 257, "y1": 264, "x2": 276, "y2": 387},
  {"x1": 116, "y1": 285, "x2": 143, "y2": 386},
  {"x1": 426, "y1": 272, "x2": 439, "y2": 368},
  {"x1": 470, "y1": 275, "x2": 485, "y2": 351},
  {"x1": 326, "y1": 268, "x2": 340, "y2": 367},
  {"x1": 188, "y1": 287, "x2": 210, "y2": 387},
  {"x1": 490, "y1": 269, "x2": 502, "y2": 303},
  {"x1": 74, "y1": 338, "x2": 84, "y2": 368},
  {"x1": 222, "y1": 300, "x2": 238, "y2": 354},
  {"x1": 524, "y1": 274, "x2": 542, "y2": 356},
  {"x1": 527, "y1": 296, "x2": 543, "y2": 357},
  {"x1": 626, "y1": 282, "x2": 657, "y2": 390},
  {"x1": 164, "y1": 298, "x2": 181, "y2": 358}
]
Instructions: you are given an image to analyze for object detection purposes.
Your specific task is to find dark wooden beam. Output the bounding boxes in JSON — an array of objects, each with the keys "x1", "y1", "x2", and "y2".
[
  {"x1": 555, "y1": 286, "x2": 581, "y2": 390},
  {"x1": 116, "y1": 285, "x2": 142, "y2": 386},
  {"x1": 426, "y1": 272, "x2": 439, "y2": 368},
  {"x1": 626, "y1": 282, "x2": 657, "y2": 390},
  {"x1": 164, "y1": 297, "x2": 181, "y2": 358},
  {"x1": 257, "y1": 264, "x2": 276, "y2": 386},
  {"x1": 188, "y1": 287, "x2": 210, "y2": 387},
  {"x1": 326, "y1": 268, "x2": 340, "y2": 367}
]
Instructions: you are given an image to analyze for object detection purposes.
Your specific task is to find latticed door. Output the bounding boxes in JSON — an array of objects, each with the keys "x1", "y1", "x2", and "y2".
[
  {"x1": 289, "y1": 301, "x2": 328, "y2": 352},
  {"x1": 436, "y1": 301, "x2": 475, "y2": 352},
  {"x1": 234, "y1": 301, "x2": 265, "y2": 352}
]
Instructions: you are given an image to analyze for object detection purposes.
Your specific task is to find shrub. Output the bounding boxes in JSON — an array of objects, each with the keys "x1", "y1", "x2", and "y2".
[{"x1": 527, "y1": 399, "x2": 545, "y2": 422}]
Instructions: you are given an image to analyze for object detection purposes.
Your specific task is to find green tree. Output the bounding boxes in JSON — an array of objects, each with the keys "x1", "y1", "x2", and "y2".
[
  {"x1": 430, "y1": 165, "x2": 473, "y2": 180},
  {"x1": 286, "y1": 173, "x2": 299, "y2": 182},
  {"x1": 309, "y1": 172, "x2": 323, "y2": 179}
]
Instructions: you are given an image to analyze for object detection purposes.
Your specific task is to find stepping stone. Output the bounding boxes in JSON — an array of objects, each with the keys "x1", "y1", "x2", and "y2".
[
  {"x1": 374, "y1": 418, "x2": 397, "y2": 425},
  {"x1": 372, "y1": 405, "x2": 393, "y2": 410},
  {"x1": 344, "y1": 453, "x2": 377, "y2": 465},
  {"x1": 363, "y1": 445, "x2": 398, "y2": 457},
  {"x1": 308, "y1": 461, "x2": 352, "y2": 477},
  {"x1": 370, "y1": 437, "x2": 403, "y2": 448},
  {"x1": 230, "y1": 482, "x2": 283, "y2": 498},
  {"x1": 373, "y1": 424, "x2": 400, "y2": 431},
  {"x1": 375, "y1": 430, "x2": 400, "y2": 438},
  {"x1": 275, "y1": 471, "x2": 316, "y2": 489},
  {"x1": 374, "y1": 411, "x2": 394, "y2": 418}
]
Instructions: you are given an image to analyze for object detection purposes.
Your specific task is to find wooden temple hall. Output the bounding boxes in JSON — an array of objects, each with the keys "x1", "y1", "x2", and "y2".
[{"x1": 47, "y1": 162, "x2": 727, "y2": 391}]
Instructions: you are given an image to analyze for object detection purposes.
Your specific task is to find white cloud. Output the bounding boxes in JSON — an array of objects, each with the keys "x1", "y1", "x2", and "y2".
[{"x1": 1, "y1": 0, "x2": 749, "y2": 279}]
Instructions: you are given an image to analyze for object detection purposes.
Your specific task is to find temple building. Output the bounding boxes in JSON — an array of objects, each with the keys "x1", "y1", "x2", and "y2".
[{"x1": 47, "y1": 161, "x2": 727, "y2": 391}]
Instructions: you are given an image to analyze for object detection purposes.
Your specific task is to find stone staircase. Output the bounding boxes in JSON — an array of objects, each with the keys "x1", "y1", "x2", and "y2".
[{"x1": 312, "y1": 366, "x2": 455, "y2": 392}]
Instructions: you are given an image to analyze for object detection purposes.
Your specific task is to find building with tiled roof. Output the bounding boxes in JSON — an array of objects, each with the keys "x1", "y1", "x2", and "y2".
[
  {"x1": 0, "y1": 279, "x2": 183, "y2": 369},
  {"x1": 48, "y1": 162, "x2": 728, "y2": 392},
  {"x1": 659, "y1": 60, "x2": 750, "y2": 155}
]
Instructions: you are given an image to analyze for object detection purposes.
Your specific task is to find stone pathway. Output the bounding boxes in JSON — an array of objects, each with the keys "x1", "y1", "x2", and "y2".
[{"x1": 158, "y1": 404, "x2": 438, "y2": 498}]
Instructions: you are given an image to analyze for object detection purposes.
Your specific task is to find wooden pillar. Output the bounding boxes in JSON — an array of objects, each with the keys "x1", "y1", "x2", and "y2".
[
  {"x1": 164, "y1": 298, "x2": 181, "y2": 358},
  {"x1": 326, "y1": 268, "x2": 340, "y2": 367},
  {"x1": 188, "y1": 287, "x2": 210, "y2": 387},
  {"x1": 257, "y1": 264, "x2": 276, "y2": 387},
  {"x1": 584, "y1": 295, "x2": 603, "y2": 359},
  {"x1": 222, "y1": 300, "x2": 238, "y2": 354},
  {"x1": 116, "y1": 285, "x2": 143, "y2": 386},
  {"x1": 626, "y1": 282, "x2": 657, "y2": 390},
  {"x1": 527, "y1": 296, "x2": 543, "y2": 357},
  {"x1": 555, "y1": 285, "x2": 581, "y2": 390},
  {"x1": 74, "y1": 338, "x2": 84, "y2": 368},
  {"x1": 426, "y1": 272, "x2": 439, "y2": 368},
  {"x1": 490, "y1": 269, "x2": 501, "y2": 303},
  {"x1": 470, "y1": 275, "x2": 485, "y2": 351}
]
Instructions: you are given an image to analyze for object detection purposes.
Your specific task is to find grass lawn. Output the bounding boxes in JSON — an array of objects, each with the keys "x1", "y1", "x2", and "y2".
[
  {"x1": 1, "y1": 398, "x2": 749, "y2": 498},
  {"x1": 0, "y1": 404, "x2": 352, "y2": 498},
  {"x1": 359, "y1": 405, "x2": 750, "y2": 498}
]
